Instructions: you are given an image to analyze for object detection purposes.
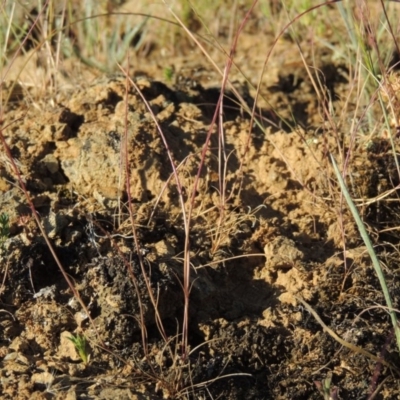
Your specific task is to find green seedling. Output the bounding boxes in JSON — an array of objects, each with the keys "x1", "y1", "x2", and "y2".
[
  {"x1": 0, "y1": 213, "x2": 10, "y2": 251},
  {"x1": 163, "y1": 66, "x2": 174, "y2": 83},
  {"x1": 67, "y1": 334, "x2": 90, "y2": 365},
  {"x1": 314, "y1": 374, "x2": 338, "y2": 400}
]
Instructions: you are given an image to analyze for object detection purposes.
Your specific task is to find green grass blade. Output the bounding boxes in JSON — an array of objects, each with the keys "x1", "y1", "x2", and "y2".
[{"x1": 330, "y1": 154, "x2": 400, "y2": 353}]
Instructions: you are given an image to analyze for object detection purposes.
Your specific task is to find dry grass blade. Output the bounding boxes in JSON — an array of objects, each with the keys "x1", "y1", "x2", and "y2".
[{"x1": 295, "y1": 296, "x2": 400, "y2": 373}]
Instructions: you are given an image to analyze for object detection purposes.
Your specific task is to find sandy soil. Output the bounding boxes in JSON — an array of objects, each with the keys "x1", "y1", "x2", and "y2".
[{"x1": 1, "y1": 2, "x2": 400, "y2": 399}]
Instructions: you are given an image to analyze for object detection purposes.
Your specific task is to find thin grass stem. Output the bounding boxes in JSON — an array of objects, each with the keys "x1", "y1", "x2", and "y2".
[{"x1": 330, "y1": 154, "x2": 400, "y2": 353}]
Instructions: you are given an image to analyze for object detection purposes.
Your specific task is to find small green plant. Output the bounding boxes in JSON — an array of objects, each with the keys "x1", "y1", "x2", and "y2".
[
  {"x1": 67, "y1": 333, "x2": 90, "y2": 365},
  {"x1": 314, "y1": 374, "x2": 338, "y2": 400},
  {"x1": 163, "y1": 66, "x2": 174, "y2": 83},
  {"x1": 0, "y1": 212, "x2": 10, "y2": 251}
]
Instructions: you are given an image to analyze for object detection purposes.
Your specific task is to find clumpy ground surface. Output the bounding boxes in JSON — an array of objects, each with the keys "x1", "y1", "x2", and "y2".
[{"x1": 1, "y1": 3, "x2": 400, "y2": 399}]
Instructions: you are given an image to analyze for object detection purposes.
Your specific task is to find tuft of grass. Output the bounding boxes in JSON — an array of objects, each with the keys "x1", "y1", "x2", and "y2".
[
  {"x1": 163, "y1": 65, "x2": 174, "y2": 83},
  {"x1": 67, "y1": 333, "x2": 91, "y2": 365},
  {"x1": 314, "y1": 373, "x2": 339, "y2": 400}
]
